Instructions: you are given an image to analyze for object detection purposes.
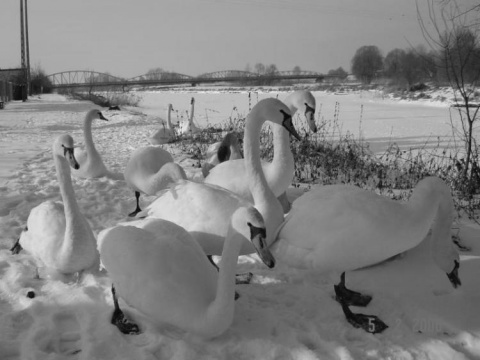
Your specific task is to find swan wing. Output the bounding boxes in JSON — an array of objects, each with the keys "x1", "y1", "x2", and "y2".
[
  {"x1": 20, "y1": 201, "x2": 66, "y2": 268},
  {"x1": 98, "y1": 224, "x2": 218, "y2": 325},
  {"x1": 144, "y1": 180, "x2": 252, "y2": 255},
  {"x1": 274, "y1": 185, "x2": 420, "y2": 272}
]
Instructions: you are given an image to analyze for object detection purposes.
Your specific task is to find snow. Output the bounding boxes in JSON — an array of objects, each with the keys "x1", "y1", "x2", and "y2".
[{"x1": 0, "y1": 90, "x2": 479, "y2": 360}]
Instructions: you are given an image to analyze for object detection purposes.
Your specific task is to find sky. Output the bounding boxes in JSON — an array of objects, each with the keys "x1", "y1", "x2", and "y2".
[{"x1": 1, "y1": 0, "x2": 478, "y2": 79}]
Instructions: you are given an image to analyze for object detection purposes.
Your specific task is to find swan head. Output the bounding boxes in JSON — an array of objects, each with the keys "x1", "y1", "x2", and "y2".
[
  {"x1": 302, "y1": 92, "x2": 317, "y2": 133},
  {"x1": 190, "y1": 97, "x2": 195, "y2": 105},
  {"x1": 168, "y1": 103, "x2": 174, "y2": 111},
  {"x1": 86, "y1": 109, "x2": 108, "y2": 122},
  {"x1": 285, "y1": 90, "x2": 317, "y2": 133},
  {"x1": 231, "y1": 206, "x2": 276, "y2": 269},
  {"x1": 54, "y1": 134, "x2": 80, "y2": 170},
  {"x1": 217, "y1": 133, "x2": 241, "y2": 162},
  {"x1": 252, "y1": 98, "x2": 301, "y2": 141}
]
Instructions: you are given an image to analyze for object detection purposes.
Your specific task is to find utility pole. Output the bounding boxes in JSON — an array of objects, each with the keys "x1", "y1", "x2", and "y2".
[
  {"x1": 20, "y1": 0, "x2": 30, "y2": 100},
  {"x1": 25, "y1": 0, "x2": 31, "y2": 96}
]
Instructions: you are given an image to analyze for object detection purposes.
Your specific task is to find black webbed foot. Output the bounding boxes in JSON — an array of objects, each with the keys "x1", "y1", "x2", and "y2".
[
  {"x1": 11, "y1": 237, "x2": 23, "y2": 254},
  {"x1": 128, "y1": 191, "x2": 142, "y2": 217},
  {"x1": 128, "y1": 206, "x2": 142, "y2": 218},
  {"x1": 339, "y1": 301, "x2": 388, "y2": 334},
  {"x1": 111, "y1": 285, "x2": 140, "y2": 335},
  {"x1": 334, "y1": 272, "x2": 372, "y2": 307}
]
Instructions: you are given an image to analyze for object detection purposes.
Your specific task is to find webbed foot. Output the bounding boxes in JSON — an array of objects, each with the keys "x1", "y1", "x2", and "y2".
[
  {"x1": 111, "y1": 285, "x2": 140, "y2": 335},
  {"x1": 339, "y1": 300, "x2": 388, "y2": 334},
  {"x1": 334, "y1": 272, "x2": 372, "y2": 307}
]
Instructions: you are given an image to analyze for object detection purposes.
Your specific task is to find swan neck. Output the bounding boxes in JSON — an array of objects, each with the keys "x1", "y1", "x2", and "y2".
[
  {"x1": 189, "y1": 102, "x2": 195, "y2": 123},
  {"x1": 271, "y1": 124, "x2": 293, "y2": 165},
  {"x1": 83, "y1": 117, "x2": 98, "y2": 154},
  {"x1": 205, "y1": 230, "x2": 242, "y2": 334},
  {"x1": 166, "y1": 107, "x2": 173, "y2": 128},
  {"x1": 54, "y1": 154, "x2": 82, "y2": 229},
  {"x1": 243, "y1": 115, "x2": 273, "y2": 203},
  {"x1": 148, "y1": 164, "x2": 186, "y2": 194}
]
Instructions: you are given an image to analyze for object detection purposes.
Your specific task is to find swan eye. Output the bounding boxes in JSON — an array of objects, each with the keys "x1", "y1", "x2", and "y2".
[
  {"x1": 279, "y1": 109, "x2": 291, "y2": 121},
  {"x1": 98, "y1": 111, "x2": 108, "y2": 121},
  {"x1": 304, "y1": 103, "x2": 315, "y2": 116},
  {"x1": 247, "y1": 222, "x2": 267, "y2": 245}
]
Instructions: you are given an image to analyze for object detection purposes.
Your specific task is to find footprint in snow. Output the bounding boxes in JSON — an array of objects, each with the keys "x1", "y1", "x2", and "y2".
[{"x1": 33, "y1": 311, "x2": 82, "y2": 356}]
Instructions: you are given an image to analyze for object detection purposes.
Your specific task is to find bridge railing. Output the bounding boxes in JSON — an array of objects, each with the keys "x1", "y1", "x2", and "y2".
[{"x1": 47, "y1": 70, "x2": 333, "y2": 89}]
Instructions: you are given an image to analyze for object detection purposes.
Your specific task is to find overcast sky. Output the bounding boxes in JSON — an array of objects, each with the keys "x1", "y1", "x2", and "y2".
[{"x1": 1, "y1": 0, "x2": 478, "y2": 78}]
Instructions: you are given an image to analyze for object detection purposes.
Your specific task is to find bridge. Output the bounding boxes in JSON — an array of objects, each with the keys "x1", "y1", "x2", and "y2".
[{"x1": 46, "y1": 69, "x2": 332, "y2": 89}]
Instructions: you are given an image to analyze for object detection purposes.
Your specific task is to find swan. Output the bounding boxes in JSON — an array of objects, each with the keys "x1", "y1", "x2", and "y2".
[
  {"x1": 140, "y1": 98, "x2": 300, "y2": 256},
  {"x1": 11, "y1": 134, "x2": 99, "y2": 277},
  {"x1": 98, "y1": 206, "x2": 275, "y2": 338},
  {"x1": 179, "y1": 97, "x2": 200, "y2": 136},
  {"x1": 149, "y1": 103, "x2": 175, "y2": 145},
  {"x1": 201, "y1": 132, "x2": 242, "y2": 178},
  {"x1": 271, "y1": 176, "x2": 461, "y2": 288},
  {"x1": 203, "y1": 90, "x2": 315, "y2": 210},
  {"x1": 72, "y1": 109, "x2": 111, "y2": 179},
  {"x1": 124, "y1": 146, "x2": 186, "y2": 217}
]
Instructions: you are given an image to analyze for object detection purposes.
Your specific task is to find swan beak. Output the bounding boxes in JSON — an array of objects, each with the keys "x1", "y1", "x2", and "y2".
[
  {"x1": 64, "y1": 146, "x2": 80, "y2": 170},
  {"x1": 98, "y1": 111, "x2": 109, "y2": 121},
  {"x1": 447, "y1": 260, "x2": 462, "y2": 288},
  {"x1": 305, "y1": 112, "x2": 317, "y2": 133},
  {"x1": 249, "y1": 225, "x2": 276, "y2": 268},
  {"x1": 304, "y1": 103, "x2": 317, "y2": 133},
  {"x1": 280, "y1": 111, "x2": 301, "y2": 141}
]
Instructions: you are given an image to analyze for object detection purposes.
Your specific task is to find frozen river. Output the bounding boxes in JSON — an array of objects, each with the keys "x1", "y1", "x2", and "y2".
[{"x1": 0, "y1": 88, "x2": 470, "y2": 185}]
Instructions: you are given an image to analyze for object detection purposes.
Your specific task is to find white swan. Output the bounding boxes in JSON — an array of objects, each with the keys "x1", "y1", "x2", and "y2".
[
  {"x1": 271, "y1": 176, "x2": 461, "y2": 288},
  {"x1": 98, "y1": 206, "x2": 275, "y2": 338},
  {"x1": 203, "y1": 90, "x2": 314, "y2": 205},
  {"x1": 72, "y1": 109, "x2": 111, "y2": 179},
  {"x1": 124, "y1": 146, "x2": 186, "y2": 216},
  {"x1": 141, "y1": 98, "x2": 299, "y2": 255},
  {"x1": 201, "y1": 132, "x2": 242, "y2": 178},
  {"x1": 287, "y1": 90, "x2": 317, "y2": 133},
  {"x1": 149, "y1": 103, "x2": 175, "y2": 145},
  {"x1": 13, "y1": 134, "x2": 99, "y2": 276},
  {"x1": 179, "y1": 97, "x2": 200, "y2": 136}
]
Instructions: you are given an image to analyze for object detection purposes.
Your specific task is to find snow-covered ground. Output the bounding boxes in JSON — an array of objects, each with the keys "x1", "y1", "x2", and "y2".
[{"x1": 0, "y1": 90, "x2": 478, "y2": 360}]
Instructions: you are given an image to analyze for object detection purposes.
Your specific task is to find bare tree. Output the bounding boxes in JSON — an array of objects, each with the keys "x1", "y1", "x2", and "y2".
[{"x1": 417, "y1": 0, "x2": 480, "y2": 193}]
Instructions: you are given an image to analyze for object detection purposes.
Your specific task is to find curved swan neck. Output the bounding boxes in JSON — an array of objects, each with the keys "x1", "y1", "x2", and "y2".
[
  {"x1": 148, "y1": 163, "x2": 186, "y2": 194},
  {"x1": 55, "y1": 154, "x2": 81, "y2": 216},
  {"x1": 244, "y1": 112, "x2": 275, "y2": 203},
  {"x1": 166, "y1": 106, "x2": 173, "y2": 129},
  {"x1": 189, "y1": 100, "x2": 195, "y2": 123},
  {"x1": 83, "y1": 116, "x2": 99, "y2": 156},
  {"x1": 271, "y1": 124, "x2": 293, "y2": 166},
  {"x1": 204, "y1": 230, "x2": 242, "y2": 337}
]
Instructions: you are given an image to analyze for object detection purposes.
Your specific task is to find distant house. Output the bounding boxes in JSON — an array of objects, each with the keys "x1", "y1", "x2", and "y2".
[
  {"x1": 0, "y1": 68, "x2": 24, "y2": 82},
  {"x1": 0, "y1": 68, "x2": 27, "y2": 100}
]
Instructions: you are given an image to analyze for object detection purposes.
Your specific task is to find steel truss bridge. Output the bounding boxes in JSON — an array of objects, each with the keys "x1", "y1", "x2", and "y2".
[{"x1": 46, "y1": 69, "x2": 331, "y2": 89}]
